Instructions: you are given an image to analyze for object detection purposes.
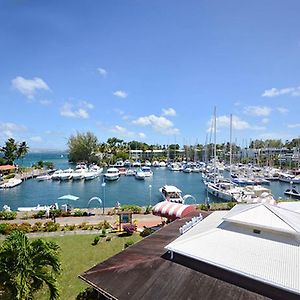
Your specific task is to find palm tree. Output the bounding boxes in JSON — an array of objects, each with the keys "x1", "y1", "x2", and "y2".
[
  {"x1": 0, "y1": 231, "x2": 61, "y2": 300},
  {"x1": 16, "y1": 141, "x2": 29, "y2": 167}
]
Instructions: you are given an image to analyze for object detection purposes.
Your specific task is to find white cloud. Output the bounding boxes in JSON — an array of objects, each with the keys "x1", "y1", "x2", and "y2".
[
  {"x1": 0, "y1": 122, "x2": 27, "y2": 140},
  {"x1": 261, "y1": 118, "x2": 269, "y2": 124},
  {"x1": 97, "y1": 68, "x2": 107, "y2": 78},
  {"x1": 11, "y1": 76, "x2": 50, "y2": 99},
  {"x1": 262, "y1": 86, "x2": 300, "y2": 97},
  {"x1": 30, "y1": 136, "x2": 42, "y2": 143},
  {"x1": 60, "y1": 101, "x2": 94, "y2": 119},
  {"x1": 244, "y1": 106, "x2": 272, "y2": 116},
  {"x1": 207, "y1": 115, "x2": 265, "y2": 132},
  {"x1": 138, "y1": 132, "x2": 146, "y2": 139},
  {"x1": 39, "y1": 99, "x2": 52, "y2": 105},
  {"x1": 162, "y1": 108, "x2": 176, "y2": 116},
  {"x1": 113, "y1": 90, "x2": 128, "y2": 98},
  {"x1": 276, "y1": 107, "x2": 288, "y2": 114},
  {"x1": 287, "y1": 123, "x2": 300, "y2": 128},
  {"x1": 133, "y1": 114, "x2": 179, "y2": 135},
  {"x1": 109, "y1": 125, "x2": 134, "y2": 137}
]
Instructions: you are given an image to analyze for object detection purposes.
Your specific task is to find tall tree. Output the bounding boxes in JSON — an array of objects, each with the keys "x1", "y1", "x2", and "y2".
[
  {"x1": 68, "y1": 132, "x2": 99, "y2": 163},
  {"x1": 16, "y1": 141, "x2": 29, "y2": 165},
  {"x1": 0, "y1": 231, "x2": 61, "y2": 300},
  {"x1": 0, "y1": 138, "x2": 18, "y2": 165}
]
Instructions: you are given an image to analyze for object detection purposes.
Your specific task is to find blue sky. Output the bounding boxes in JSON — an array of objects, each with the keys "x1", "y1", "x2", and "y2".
[{"x1": 1, "y1": 0, "x2": 300, "y2": 150}]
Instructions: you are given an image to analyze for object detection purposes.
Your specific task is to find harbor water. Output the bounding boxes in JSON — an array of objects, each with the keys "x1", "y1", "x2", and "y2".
[{"x1": 0, "y1": 153, "x2": 295, "y2": 211}]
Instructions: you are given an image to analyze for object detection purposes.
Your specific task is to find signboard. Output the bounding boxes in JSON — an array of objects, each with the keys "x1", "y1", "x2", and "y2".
[{"x1": 119, "y1": 212, "x2": 132, "y2": 224}]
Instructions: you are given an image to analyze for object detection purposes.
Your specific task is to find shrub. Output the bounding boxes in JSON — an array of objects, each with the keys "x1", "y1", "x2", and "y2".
[
  {"x1": 122, "y1": 224, "x2": 136, "y2": 235},
  {"x1": 102, "y1": 220, "x2": 111, "y2": 229},
  {"x1": 0, "y1": 211, "x2": 17, "y2": 220},
  {"x1": 144, "y1": 205, "x2": 152, "y2": 215},
  {"x1": 0, "y1": 223, "x2": 9, "y2": 234},
  {"x1": 92, "y1": 236, "x2": 100, "y2": 245},
  {"x1": 100, "y1": 228, "x2": 106, "y2": 237},
  {"x1": 82, "y1": 211, "x2": 88, "y2": 216},
  {"x1": 69, "y1": 224, "x2": 76, "y2": 231},
  {"x1": 43, "y1": 221, "x2": 60, "y2": 232},
  {"x1": 31, "y1": 222, "x2": 43, "y2": 232},
  {"x1": 105, "y1": 236, "x2": 111, "y2": 242},
  {"x1": 20, "y1": 212, "x2": 31, "y2": 220},
  {"x1": 120, "y1": 205, "x2": 142, "y2": 214},
  {"x1": 76, "y1": 287, "x2": 99, "y2": 300},
  {"x1": 61, "y1": 211, "x2": 71, "y2": 217},
  {"x1": 34, "y1": 210, "x2": 46, "y2": 219},
  {"x1": 50, "y1": 209, "x2": 62, "y2": 218},
  {"x1": 73, "y1": 209, "x2": 83, "y2": 217},
  {"x1": 227, "y1": 202, "x2": 236, "y2": 209},
  {"x1": 197, "y1": 204, "x2": 208, "y2": 211},
  {"x1": 140, "y1": 227, "x2": 154, "y2": 237},
  {"x1": 18, "y1": 222, "x2": 32, "y2": 233},
  {"x1": 4, "y1": 174, "x2": 15, "y2": 180},
  {"x1": 78, "y1": 222, "x2": 89, "y2": 230},
  {"x1": 124, "y1": 240, "x2": 134, "y2": 248}
]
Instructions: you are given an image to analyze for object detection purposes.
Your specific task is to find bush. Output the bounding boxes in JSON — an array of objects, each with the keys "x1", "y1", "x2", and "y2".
[
  {"x1": 78, "y1": 222, "x2": 89, "y2": 230},
  {"x1": 43, "y1": 221, "x2": 60, "y2": 232},
  {"x1": 31, "y1": 222, "x2": 43, "y2": 232},
  {"x1": 0, "y1": 223, "x2": 18, "y2": 235},
  {"x1": 92, "y1": 236, "x2": 100, "y2": 245},
  {"x1": 73, "y1": 209, "x2": 84, "y2": 217},
  {"x1": 20, "y1": 212, "x2": 31, "y2": 220},
  {"x1": 227, "y1": 202, "x2": 236, "y2": 209},
  {"x1": 124, "y1": 240, "x2": 134, "y2": 248},
  {"x1": 76, "y1": 287, "x2": 99, "y2": 300},
  {"x1": 50, "y1": 209, "x2": 62, "y2": 218},
  {"x1": 122, "y1": 224, "x2": 136, "y2": 235},
  {"x1": 105, "y1": 236, "x2": 111, "y2": 242},
  {"x1": 4, "y1": 174, "x2": 15, "y2": 180},
  {"x1": 0, "y1": 211, "x2": 17, "y2": 220},
  {"x1": 33, "y1": 210, "x2": 46, "y2": 219},
  {"x1": 0, "y1": 223, "x2": 9, "y2": 234},
  {"x1": 61, "y1": 211, "x2": 71, "y2": 217},
  {"x1": 140, "y1": 227, "x2": 154, "y2": 237},
  {"x1": 100, "y1": 227, "x2": 106, "y2": 237},
  {"x1": 144, "y1": 205, "x2": 152, "y2": 215},
  {"x1": 120, "y1": 205, "x2": 142, "y2": 214},
  {"x1": 18, "y1": 222, "x2": 32, "y2": 233},
  {"x1": 102, "y1": 220, "x2": 111, "y2": 229},
  {"x1": 197, "y1": 204, "x2": 208, "y2": 211},
  {"x1": 82, "y1": 211, "x2": 88, "y2": 216}
]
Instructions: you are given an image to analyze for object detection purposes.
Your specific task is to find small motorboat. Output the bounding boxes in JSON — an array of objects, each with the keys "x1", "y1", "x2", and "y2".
[
  {"x1": 0, "y1": 178, "x2": 22, "y2": 189},
  {"x1": 36, "y1": 174, "x2": 52, "y2": 181},
  {"x1": 104, "y1": 167, "x2": 120, "y2": 181},
  {"x1": 284, "y1": 187, "x2": 300, "y2": 199},
  {"x1": 135, "y1": 169, "x2": 146, "y2": 180}
]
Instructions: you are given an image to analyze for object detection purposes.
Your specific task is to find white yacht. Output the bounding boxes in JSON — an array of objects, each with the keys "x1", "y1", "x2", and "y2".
[
  {"x1": 0, "y1": 178, "x2": 22, "y2": 189},
  {"x1": 36, "y1": 174, "x2": 52, "y2": 181},
  {"x1": 51, "y1": 169, "x2": 63, "y2": 180},
  {"x1": 59, "y1": 168, "x2": 74, "y2": 181},
  {"x1": 168, "y1": 162, "x2": 182, "y2": 171},
  {"x1": 104, "y1": 167, "x2": 120, "y2": 181},
  {"x1": 72, "y1": 169, "x2": 86, "y2": 180},
  {"x1": 159, "y1": 185, "x2": 184, "y2": 203},
  {"x1": 135, "y1": 169, "x2": 146, "y2": 180},
  {"x1": 152, "y1": 160, "x2": 160, "y2": 167},
  {"x1": 159, "y1": 161, "x2": 167, "y2": 167},
  {"x1": 141, "y1": 166, "x2": 153, "y2": 177},
  {"x1": 205, "y1": 181, "x2": 241, "y2": 202},
  {"x1": 84, "y1": 171, "x2": 98, "y2": 181}
]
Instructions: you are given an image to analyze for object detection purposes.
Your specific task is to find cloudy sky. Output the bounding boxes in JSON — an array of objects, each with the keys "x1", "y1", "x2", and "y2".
[{"x1": 0, "y1": 0, "x2": 300, "y2": 150}]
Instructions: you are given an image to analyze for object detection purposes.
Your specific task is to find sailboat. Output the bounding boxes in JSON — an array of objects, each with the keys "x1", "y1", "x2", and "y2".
[{"x1": 205, "y1": 111, "x2": 242, "y2": 201}]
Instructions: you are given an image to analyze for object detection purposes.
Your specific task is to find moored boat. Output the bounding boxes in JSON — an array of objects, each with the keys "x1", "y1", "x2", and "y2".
[
  {"x1": 159, "y1": 185, "x2": 184, "y2": 203},
  {"x1": 0, "y1": 178, "x2": 22, "y2": 189},
  {"x1": 104, "y1": 167, "x2": 120, "y2": 181}
]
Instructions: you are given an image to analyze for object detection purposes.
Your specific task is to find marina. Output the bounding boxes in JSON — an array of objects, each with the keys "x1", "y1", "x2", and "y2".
[{"x1": 0, "y1": 153, "x2": 298, "y2": 211}]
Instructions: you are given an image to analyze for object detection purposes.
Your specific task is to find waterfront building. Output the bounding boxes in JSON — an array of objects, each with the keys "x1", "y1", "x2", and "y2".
[{"x1": 80, "y1": 202, "x2": 300, "y2": 299}]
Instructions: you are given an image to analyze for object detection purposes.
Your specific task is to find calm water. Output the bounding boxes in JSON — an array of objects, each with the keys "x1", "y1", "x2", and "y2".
[{"x1": 0, "y1": 153, "x2": 293, "y2": 210}]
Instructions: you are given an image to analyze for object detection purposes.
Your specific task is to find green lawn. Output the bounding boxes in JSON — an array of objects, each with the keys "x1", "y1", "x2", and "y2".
[{"x1": 34, "y1": 233, "x2": 142, "y2": 300}]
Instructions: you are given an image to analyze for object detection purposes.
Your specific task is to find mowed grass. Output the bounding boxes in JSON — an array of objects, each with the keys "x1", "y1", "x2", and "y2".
[{"x1": 35, "y1": 233, "x2": 142, "y2": 300}]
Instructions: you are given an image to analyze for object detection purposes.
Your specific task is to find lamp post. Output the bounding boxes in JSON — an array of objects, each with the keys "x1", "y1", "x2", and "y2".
[
  {"x1": 101, "y1": 180, "x2": 106, "y2": 215},
  {"x1": 290, "y1": 181, "x2": 293, "y2": 199},
  {"x1": 148, "y1": 184, "x2": 152, "y2": 206}
]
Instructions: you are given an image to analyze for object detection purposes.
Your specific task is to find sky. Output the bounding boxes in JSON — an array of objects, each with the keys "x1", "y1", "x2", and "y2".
[{"x1": 1, "y1": 0, "x2": 300, "y2": 150}]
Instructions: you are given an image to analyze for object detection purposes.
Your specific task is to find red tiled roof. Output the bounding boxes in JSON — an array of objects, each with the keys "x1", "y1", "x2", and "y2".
[{"x1": 0, "y1": 165, "x2": 16, "y2": 171}]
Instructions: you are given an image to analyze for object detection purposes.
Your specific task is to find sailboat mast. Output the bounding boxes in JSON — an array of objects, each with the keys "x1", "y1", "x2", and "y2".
[
  {"x1": 229, "y1": 114, "x2": 232, "y2": 174},
  {"x1": 214, "y1": 107, "x2": 217, "y2": 183}
]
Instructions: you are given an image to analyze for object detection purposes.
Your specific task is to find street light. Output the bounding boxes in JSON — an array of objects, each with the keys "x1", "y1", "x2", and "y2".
[
  {"x1": 101, "y1": 180, "x2": 106, "y2": 215},
  {"x1": 290, "y1": 181, "x2": 293, "y2": 199},
  {"x1": 148, "y1": 184, "x2": 152, "y2": 206}
]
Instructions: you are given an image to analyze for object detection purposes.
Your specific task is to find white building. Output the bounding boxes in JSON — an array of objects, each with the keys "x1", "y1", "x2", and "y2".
[{"x1": 166, "y1": 203, "x2": 300, "y2": 297}]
